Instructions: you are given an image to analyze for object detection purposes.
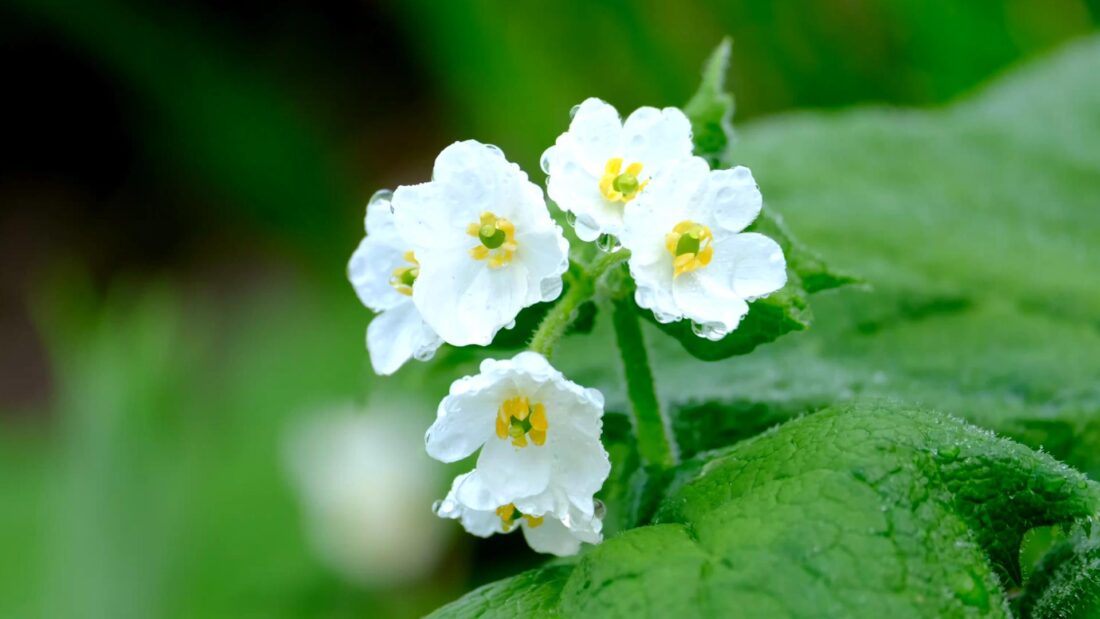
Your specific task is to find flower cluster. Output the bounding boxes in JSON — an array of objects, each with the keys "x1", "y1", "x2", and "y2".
[{"x1": 348, "y1": 97, "x2": 787, "y2": 555}]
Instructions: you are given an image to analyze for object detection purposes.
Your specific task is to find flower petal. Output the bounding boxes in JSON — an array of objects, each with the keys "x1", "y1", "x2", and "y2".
[
  {"x1": 424, "y1": 384, "x2": 500, "y2": 463},
  {"x1": 720, "y1": 232, "x2": 788, "y2": 300},
  {"x1": 557, "y1": 98, "x2": 622, "y2": 174},
  {"x1": 520, "y1": 517, "x2": 584, "y2": 556},
  {"x1": 514, "y1": 226, "x2": 569, "y2": 304},
  {"x1": 435, "y1": 473, "x2": 506, "y2": 537},
  {"x1": 365, "y1": 300, "x2": 442, "y2": 376},
  {"x1": 688, "y1": 165, "x2": 762, "y2": 234},
  {"x1": 620, "y1": 106, "x2": 694, "y2": 174},
  {"x1": 475, "y1": 434, "x2": 553, "y2": 502},
  {"x1": 348, "y1": 236, "x2": 406, "y2": 312},
  {"x1": 412, "y1": 254, "x2": 528, "y2": 346}
]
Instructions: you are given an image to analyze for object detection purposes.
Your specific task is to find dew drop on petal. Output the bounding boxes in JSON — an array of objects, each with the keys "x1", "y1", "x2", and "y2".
[
  {"x1": 540, "y1": 150, "x2": 552, "y2": 174},
  {"x1": 483, "y1": 143, "x2": 504, "y2": 158},
  {"x1": 690, "y1": 321, "x2": 726, "y2": 340},
  {"x1": 652, "y1": 310, "x2": 678, "y2": 324},
  {"x1": 431, "y1": 500, "x2": 443, "y2": 513},
  {"x1": 569, "y1": 103, "x2": 582, "y2": 119},
  {"x1": 564, "y1": 211, "x2": 577, "y2": 226},
  {"x1": 596, "y1": 233, "x2": 622, "y2": 253},
  {"x1": 369, "y1": 188, "x2": 394, "y2": 211}
]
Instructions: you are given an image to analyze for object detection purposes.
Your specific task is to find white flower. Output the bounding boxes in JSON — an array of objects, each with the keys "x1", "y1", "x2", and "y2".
[
  {"x1": 348, "y1": 190, "x2": 443, "y2": 375},
  {"x1": 621, "y1": 157, "x2": 787, "y2": 340},
  {"x1": 424, "y1": 352, "x2": 609, "y2": 522},
  {"x1": 542, "y1": 97, "x2": 694, "y2": 241},
  {"x1": 392, "y1": 141, "x2": 569, "y2": 346},
  {"x1": 285, "y1": 406, "x2": 447, "y2": 586},
  {"x1": 434, "y1": 471, "x2": 602, "y2": 556}
]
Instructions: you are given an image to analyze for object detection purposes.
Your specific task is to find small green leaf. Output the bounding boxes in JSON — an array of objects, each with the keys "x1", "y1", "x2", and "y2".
[
  {"x1": 1017, "y1": 527, "x2": 1100, "y2": 619},
  {"x1": 431, "y1": 402, "x2": 1099, "y2": 617},
  {"x1": 684, "y1": 37, "x2": 735, "y2": 168}
]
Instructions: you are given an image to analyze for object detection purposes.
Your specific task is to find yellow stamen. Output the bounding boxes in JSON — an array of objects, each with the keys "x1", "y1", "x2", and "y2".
[
  {"x1": 496, "y1": 504, "x2": 517, "y2": 532},
  {"x1": 665, "y1": 220, "x2": 714, "y2": 277},
  {"x1": 496, "y1": 503, "x2": 545, "y2": 531},
  {"x1": 468, "y1": 211, "x2": 517, "y2": 269},
  {"x1": 599, "y1": 157, "x2": 648, "y2": 203},
  {"x1": 389, "y1": 250, "x2": 420, "y2": 295},
  {"x1": 496, "y1": 396, "x2": 548, "y2": 448}
]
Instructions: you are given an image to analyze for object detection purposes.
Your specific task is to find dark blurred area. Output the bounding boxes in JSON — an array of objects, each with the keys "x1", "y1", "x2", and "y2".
[{"x1": 1, "y1": 0, "x2": 1097, "y2": 617}]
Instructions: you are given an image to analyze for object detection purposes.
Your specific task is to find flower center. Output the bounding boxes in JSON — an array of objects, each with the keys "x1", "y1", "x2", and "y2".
[
  {"x1": 495, "y1": 396, "x2": 548, "y2": 448},
  {"x1": 389, "y1": 250, "x2": 419, "y2": 296},
  {"x1": 665, "y1": 221, "x2": 714, "y2": 277},
  {"x1": 599, "y1": 157, "x2": 648, "y2": 203},
  {"x1": 495, "y1": 503, "x2": 544, "y2": 532},
  {"x1": 467, "y1": 211, "x2": 517, "y2": 269}
]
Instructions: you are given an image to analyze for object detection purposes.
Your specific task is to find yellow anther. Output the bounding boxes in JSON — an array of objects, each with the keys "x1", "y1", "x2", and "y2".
[
  {"x1": 496, "y1": 504, "x2": 518, "y2": 531},
  {"x1": 389, "y1": 251, "x2": 419, "y2": 295},
  {"x1": 468, "y1": 211, "x2": 517, "y2": 268},
  {"x1": 599, "y1": 158, "x2": 648, "y2": 203},
  {"x1": 496, "y1": 503, "x2": 544, "y2": 531},
  {"x1": 665, "y1": 220, "x2": 714, "y2": 277},
  {"x1": 496, "y1": 396, "x2": 548, "y2": 448}
]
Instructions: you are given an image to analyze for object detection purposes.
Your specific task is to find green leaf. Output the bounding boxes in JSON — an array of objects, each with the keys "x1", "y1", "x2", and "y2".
[
  {"x1": 1017, "y1": 528, "x2": 1100, "y2": 619},
  {"x1": 684, "y1": 37, "x2": 734, "y2": 168},
  {"x1": 431, "y1": 403, "x2": 1100, "y2": 618}
]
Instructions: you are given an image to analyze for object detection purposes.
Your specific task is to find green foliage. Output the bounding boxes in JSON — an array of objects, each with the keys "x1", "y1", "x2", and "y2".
[
  {"x1": 432, "y1": 403, "x2": 1100, "y2": 618},
  {"x1": 684, "y1": 37, "x2": 735, "y2": 168},
  {"x1": 1018, "y1": 528, "x2": 1100, "y2": 619}
]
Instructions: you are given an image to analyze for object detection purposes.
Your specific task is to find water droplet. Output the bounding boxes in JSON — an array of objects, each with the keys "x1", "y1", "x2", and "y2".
[
  {"x1": 569, "y1": 103, "x2": 582, "y2": 119},
  {"x1": 596, "y1": 233, "x2": 622, "y2": 253},
  {"x1": 431, "y1": 500, "x2": 443, "y2": 513},
  {"x1": 594, "y1": 499, "x2": 607, "y2": 520},
  {"x1": 690, "y1": 321, "x2": 726, "y2": 341},
  {"x1": 413, "y1": 347, "x2": 436, "y2": 362},
  {"x1": 937, "y1": 445, "x2": 961, "y2": 463},
  {"x1": 540, "y1": 150, "x2": 552, "y2": 174},
  {"x1": 483, "y1": 143, "x2": 504, "y2": 158},
  {"x1": 565, "y1": 211, "x2": 577, "y2": 226},
  {"x1": 630, "y1": 134, "x2": 645, "y2": 148},
  {"x1": 368, "y1": 188, "x2": 393, "y2": 210},
  {"x1": 652, "y1": 310, "x2": 678, "y2": 324}
]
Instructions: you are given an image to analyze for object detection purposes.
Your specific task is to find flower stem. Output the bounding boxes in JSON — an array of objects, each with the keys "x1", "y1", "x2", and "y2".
[
  {"x1": 528, "y1": 250, "x2": 629, "y2": 359},
  {"x1": 611, "y1": 296, "x2": 676, "y2": 470}
]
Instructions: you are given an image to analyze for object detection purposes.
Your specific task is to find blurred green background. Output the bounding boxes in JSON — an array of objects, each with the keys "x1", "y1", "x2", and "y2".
[{"x1": 1, "y1": 1, "x2": 1098, "y2": 617}]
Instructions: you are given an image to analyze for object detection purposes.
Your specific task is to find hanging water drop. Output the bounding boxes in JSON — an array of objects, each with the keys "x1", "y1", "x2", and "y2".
[
  {"x1": 569, "y1": 103, "x2": 582, "y2": 119},
  {"x1": 368, "y1": 188, "x2": 394, "y2": 211},
  {"x1": 540, "y1": 150, "x2": 552, "y2": 174},
  {"x1": 565, "y1": 211, "x2": 577, "y2": 226}
]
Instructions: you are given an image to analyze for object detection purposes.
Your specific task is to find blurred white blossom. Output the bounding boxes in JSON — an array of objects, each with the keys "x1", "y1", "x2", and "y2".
[{"x1": 285, "y1": 405, "x2": 446, "y2": 587}]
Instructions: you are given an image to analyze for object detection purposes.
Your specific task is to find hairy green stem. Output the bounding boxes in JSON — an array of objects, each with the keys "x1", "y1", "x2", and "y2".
[
  {"x1": 528, "y1": 250, "x2": 629, "y2": 359},
  {"x1": 611, "y1": 296, "x2": 676, "y2": 469}
]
